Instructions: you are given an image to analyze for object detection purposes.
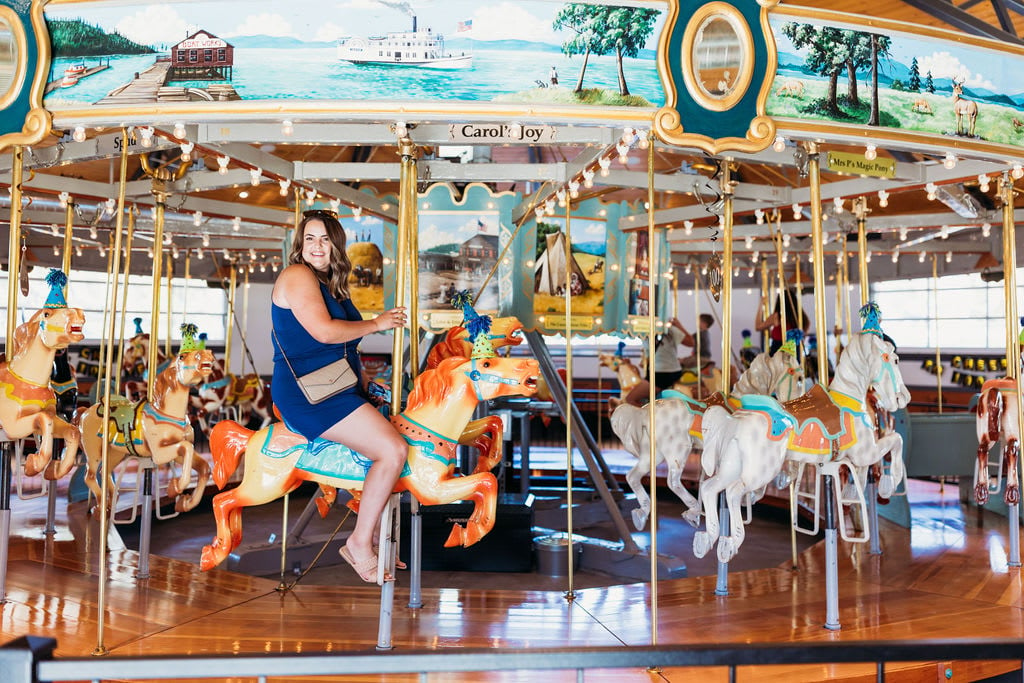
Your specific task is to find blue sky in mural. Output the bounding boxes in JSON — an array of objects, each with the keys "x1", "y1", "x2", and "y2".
[
  {"x1": 774, "y1": 19, "x2": 1021, "y2": 95},
  {"x1": 57, "y1": 0, "x2": 664, "y2": 51}
]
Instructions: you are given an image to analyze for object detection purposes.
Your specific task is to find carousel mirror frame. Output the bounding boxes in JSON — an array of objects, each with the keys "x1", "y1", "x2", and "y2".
[{"x1": 680, "y1": 2, "x2": 754, "y2": 113}]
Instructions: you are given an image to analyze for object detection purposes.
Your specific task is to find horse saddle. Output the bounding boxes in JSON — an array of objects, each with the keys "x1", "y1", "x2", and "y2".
[
  {"x1": 783, "y1": 384, "x2": 854, "y2": 455},
  {"x1": 228, "y1": 374, "x2": 259, "y2": 401},
  {"x1": 277, "y1": 422, "x2": 412, "y2": 484},
  {"x1": 739, "y1": 394, "x2": 797, "y2": 438},
  {"x1": 96, "y1": 396, "x2": 145, "y2": 456}
]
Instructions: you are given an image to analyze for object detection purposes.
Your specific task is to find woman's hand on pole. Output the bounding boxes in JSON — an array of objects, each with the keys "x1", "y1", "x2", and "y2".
[{"x1": 374, "y1": 307, "x2": 407, "y2": 332}]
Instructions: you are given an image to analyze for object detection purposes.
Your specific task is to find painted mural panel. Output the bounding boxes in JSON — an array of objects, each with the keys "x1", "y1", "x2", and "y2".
[
  {"x1": 338, "y1": 209, "x2": 386, "y2": 313},
  {"x1": 532, "y1": 214, "x2": 606, "y2": 320},
  {"x1": 42, "y1": 0, "x2": 666, "y2": 110},
  {"x1": 767, "y1": 16, "x2": 1024, "y2": 147}
]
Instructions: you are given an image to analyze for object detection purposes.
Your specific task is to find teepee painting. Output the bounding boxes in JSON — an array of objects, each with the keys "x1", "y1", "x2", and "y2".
[{"x1": 532, "y1": 217, "x2": 605, "y2": 317}]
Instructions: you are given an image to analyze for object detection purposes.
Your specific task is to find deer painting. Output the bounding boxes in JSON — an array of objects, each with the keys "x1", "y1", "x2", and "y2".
[
  {"x1": 952, "y1": 79, "x2": 978, "y2": 137},
  {"x1": 911, "y1": 98, "x2": 932, "y2": 114}
]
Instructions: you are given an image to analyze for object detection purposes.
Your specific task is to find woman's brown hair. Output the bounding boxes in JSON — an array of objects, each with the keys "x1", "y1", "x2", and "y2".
[{"x1": 288, "y1": 210, "x2": 352, "y2": 300}]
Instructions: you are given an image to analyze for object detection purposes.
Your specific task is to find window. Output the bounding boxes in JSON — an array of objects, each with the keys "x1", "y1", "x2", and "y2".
[
  {"x1": 0, "y1": 268, "x2": 228, "y2": 344},
  {"x1": 871, "y1": 271, "x2": 1024, "y2": 348}
]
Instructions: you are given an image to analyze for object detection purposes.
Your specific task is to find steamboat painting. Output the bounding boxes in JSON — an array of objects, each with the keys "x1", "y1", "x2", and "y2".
[
  {"x1": 767, "y1": 17, "x2": 1024, "y2": 148},
  {"x1": 43, "y1": 0, "x2": 666, "y2": 109}
]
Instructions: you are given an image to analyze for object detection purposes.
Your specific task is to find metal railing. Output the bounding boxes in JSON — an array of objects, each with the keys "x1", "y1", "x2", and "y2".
[{"x1": 3, "y1": 636, "x2": 1023, "y2": 682}]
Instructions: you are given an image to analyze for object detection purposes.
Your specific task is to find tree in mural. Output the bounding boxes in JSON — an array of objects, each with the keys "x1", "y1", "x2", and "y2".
[
  {"x1": 867, "y1": 33, "x2": 892, "y2": 126},
  {"x1": 553, "y1": 4, "x2": 658, "y2": 96},
  {"x1": 781, "y1": 23, "x2": 850, "y2": 115},
  {"x1": 908, "y1": 57, "x2": 922, "y2": 92},
  {"x1": 925, "y1": 70, "x2": 935, "y2": 93}
]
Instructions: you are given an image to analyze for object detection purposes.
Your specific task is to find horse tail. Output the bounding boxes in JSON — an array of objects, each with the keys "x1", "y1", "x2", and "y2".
[
  {"x1": 700, "y1": 405, "x2": 731, "y2": 477},
  {"x1": 211, "y1": 420, "x2": 253, "y2": 489}
]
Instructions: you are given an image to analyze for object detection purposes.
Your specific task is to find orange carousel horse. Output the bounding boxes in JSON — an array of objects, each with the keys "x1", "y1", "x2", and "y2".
[
  {"x1": 78, "y1": 323, "x2": 215, "y2": 514},
  {"x1": 0, "y1": 269, "x2": 85, "y2": 479},
  {"x1": 200, "y1": 330, "x2": 539, "y2": 571}
]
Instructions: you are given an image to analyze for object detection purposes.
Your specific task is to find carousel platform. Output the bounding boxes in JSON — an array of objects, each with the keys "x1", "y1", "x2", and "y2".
[{"x1": 1, "y1": 469, "x2": 1023, "y2": 681}]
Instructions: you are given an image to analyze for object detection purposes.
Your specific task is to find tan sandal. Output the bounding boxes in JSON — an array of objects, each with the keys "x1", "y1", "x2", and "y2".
[
  {"x1": 374, "y1": 545, "x2": 406, "y2": 570},
  {"x1": 340, "y1": 545, "x2": 380, "y2": 583}
]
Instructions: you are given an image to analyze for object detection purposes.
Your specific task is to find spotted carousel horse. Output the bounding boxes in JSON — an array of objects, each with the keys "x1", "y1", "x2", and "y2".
[
  {"x1": 192, "y1": 356, "x2": 273, "y2": 429},
  {"x1": 199, "y1": 353, "x2": 540, "y2": 571},
  {"x1": 78, "y1": 325, "x2": 215, "y2": 515},
  {"x1": 0, "y1": 273, "x2": 85, "y2": 480},
  {"x1": 694, "y1": 325, "x2": 909, "y2": 563},
  {"x1": 974, "y1": 377, "x2": 1020, "y2": 506},
  {"x1": 610, "y1": 344, "x2": 805, "y2": 530}
]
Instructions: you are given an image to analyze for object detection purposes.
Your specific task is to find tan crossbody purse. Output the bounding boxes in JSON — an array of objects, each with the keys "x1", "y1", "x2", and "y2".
[{"x1": 273, "y1": 329, "x2": 358, "y2": 404}]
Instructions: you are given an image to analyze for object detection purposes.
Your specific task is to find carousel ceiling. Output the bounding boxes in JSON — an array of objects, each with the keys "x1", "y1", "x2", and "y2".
[{"x1": 2, "y1": 1, "x2": 1024, "y2": 290}]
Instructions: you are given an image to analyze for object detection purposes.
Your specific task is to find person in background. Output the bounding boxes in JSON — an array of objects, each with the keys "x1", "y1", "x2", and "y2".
[
  {"x1": 756, "y1": 290, "x2": 809, "y2": 355},
  {"x1": 680, "y1": 313, "x2": 715, "y2": 369},
  {"x1": 623, "y1": 317, "x2": 686, "y2": 407},
  {"x1": 271, "y1": 210, "x2": 407, "y2": 583},
  {"x1": 550, "y1": 65, "x2": 559, "y2": 86}
]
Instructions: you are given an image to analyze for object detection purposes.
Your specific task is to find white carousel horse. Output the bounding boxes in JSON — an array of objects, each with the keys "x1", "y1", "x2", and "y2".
[
  {"x1": 0, "y1": 302, "x2": 85, "y2": 479},
  {"x1": 609, "y1": 347, "x2": 805, "y2": 530},
  {"x1": 78, "y1": 343, "x2": 216, "y2": 514},
  {"x1": 693, "y1": 330, "x2": 909, "y2": 563},
  {"x1": 974, "y1": 377, "x2": 1020, "y2": 506}
]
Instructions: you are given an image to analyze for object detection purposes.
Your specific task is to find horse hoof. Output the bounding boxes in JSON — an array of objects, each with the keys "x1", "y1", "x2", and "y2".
[
  {"x1": 717, "y1": 538, "x2": 736, "y2": 564},
  {"x1": 314, "y1": 497, "x2": 332, "y2": 518},
  {"x1": 878, "y1": 474, "x2": 895, "y2": 499},
  {"x1": 681, "y1": 509, "x2": 701, "y2": 528},
  {"x1": 693, "y1": 531, "x2": 711, "y2": 559},
  {"x1": 773, "y1": 472, "x2": 790, "y2": 489},
  {"x1": 975, "y1": 483, "x2": 990, "y2": 505},
  {"x1": 444, "y1": 524, "x2": 466, "y2": 548},
  {"x1": 1007, "y1": 486, "x2": 1021, "y2": 506},
  {"x1": 631, "y1": 508, "x2": 648, "y2": 530},
  {"x1": 199, "y1": 545, "x2": 219, "y2": 572}
]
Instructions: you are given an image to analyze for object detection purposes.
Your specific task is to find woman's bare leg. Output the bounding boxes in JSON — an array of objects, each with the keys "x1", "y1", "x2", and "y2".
[
  {"x1": 321, "y1": 404, "x2": 406, "y2": 574},
  {"x1": 624, "y1": 380, "x2": 652, "y2": 407}
]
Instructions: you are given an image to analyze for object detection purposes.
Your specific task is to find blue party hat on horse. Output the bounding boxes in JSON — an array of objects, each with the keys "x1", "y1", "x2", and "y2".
[
  {"x1": 178, "y1": 322, "x2": 200, "y2": 353},
  {"x1": 778, "y1": 328, "x2": 803, "y2": 357},
  {"x1": 133, "y1": 317, "x2": 144, "y2": 335},
  {"x1": 43, "y1": 269, "x2": 68, "y2": 308},
  {"x1": 859, "y1": 302, "x2": 884, "y2": 337}
]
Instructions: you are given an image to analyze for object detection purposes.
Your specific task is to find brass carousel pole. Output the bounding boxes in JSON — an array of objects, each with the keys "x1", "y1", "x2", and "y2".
[
  {"x1": 644, "y1": 132, "x2": 656, "y2": 638},
  {"x1": 0, "y1": 146, "x2": 24, "y2": 603},
  {"x1": 241, "y1": 268, "x2": 250, "y2": 375},
  {"x1": 165, "y1": 253, "x2": 173, "y2": 360},
  {"x1": 693, "y1": 274, "x2": 701, "y2": 400},
  {"x1": 770, "y1": 210, "x2": 788, "y2": 341},
  {"x1": 999, "y1": 171, "x2": 1022, "y2": 567},
  {"x1": 720, "y1": 161, "x2": 735, "y2": 395},
  {"x1": 565, "y1": 187, "x2": 578, "y2": 602},
  {"x1": 854, "y1": 197, "x2": 870, "y2": 306},
  {"x1": 225, "y1": 266, "x2": 237, "y2": 375},
  {"x1": 113, "y1": 211, "x2": 136, "y2": 395},
  {"x1": 408, "y1": 191, "x2": 420, "y2": 381},
  {"x1": 932, "y1": 256, "x2": 942, "y2": 413},
  {"x1": 146, "y1": 203, "x2": 166, "y2": 400},
  {"x1": 94, "y1": 128, "x2": 131, "y2": 655},
  {"x1": 393, "y1": 135, "x2": 416, "y2": 414},
  {"x1": 61, "y1": 202, "x2": 74, "y2": 276}
]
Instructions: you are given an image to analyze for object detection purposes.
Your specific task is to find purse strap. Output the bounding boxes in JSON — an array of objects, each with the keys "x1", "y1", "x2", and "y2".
[{"x1": 272, "y1": 327, "x2": 349, "y2": 381}]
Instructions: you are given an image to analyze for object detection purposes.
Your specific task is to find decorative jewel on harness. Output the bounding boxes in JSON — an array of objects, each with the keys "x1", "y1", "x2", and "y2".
[{"x1": 43, "y1": 269, "x2": 68, "y2": 308}]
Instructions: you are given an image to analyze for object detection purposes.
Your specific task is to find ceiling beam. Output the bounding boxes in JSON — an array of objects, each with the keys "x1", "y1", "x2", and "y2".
[{"x1": 900, "y1": 0, "x2": 1022, "y2": 43}]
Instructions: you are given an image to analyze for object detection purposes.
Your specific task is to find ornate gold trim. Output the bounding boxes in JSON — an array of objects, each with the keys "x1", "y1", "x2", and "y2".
[
  {"x1": 0, "y1": 2, "x2": 52, "y2": 151},
  {"x1": 680, "y1": 2, "x2": 754, "y2": 112}
]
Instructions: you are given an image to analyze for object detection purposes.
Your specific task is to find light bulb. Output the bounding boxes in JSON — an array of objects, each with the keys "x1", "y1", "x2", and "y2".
[
  {"x1": 782, "y1": 251, "x2": 789, "y2": 263},
  {"x1": 89, "y1": 226, "x2": 97, "y2": 239},
  {"x1": 925, "y1": 182, "x2": 937, "y2": 200},
  {"x1": 138, "y1": 126, "x2": 154, "y2": 148},
  {"x1": 835, "y1": 251, "x2": 843, "y2": 264},
  {"x1": 864, "y1": 143, "x2": 877, "y2": 161},
  {"x1": 616, "y1": 143, "x2": 629, "y2": 165},
  {"x1": 940, "y1": 225, "x2": 949, "y2": 239},
  {"x1": 878, "y1": 189, "x2": 889, "y2": 207},
  {"x1": 179, "y1": 141, "x2": 194, "y2": 162},
  {"x1": 982, "y1": 222, "x2": 992, "y2": 237},
  {"x1": 582, "y1": 168, "x2": 595, "y2": 188},
  {"x1": 946, "y1": 251, "x2": 952, "y2": 263},
  {"x1": 865, "y1": 250, "x2": 872, "y2": 263},
  {"x1": 636, "y1": 130, "x2": 649, "y2": 149},
  {"x1": 250, "y1": 168, "x2": 262, "y2": 186},
  {"x1": 58, "y1": 191, "x2": 70, "y2": 208},
  {"x1": 978, "y1": 174, "x2": 990, "y2": 192},
  {"x1": 782, "y1": 234, "x2": 791, "y2": 247},
  {"x1": 598, "y1": 156, "x2": 611, "y2": 177},
  {"x1": 272, "y1": 261, "x2": 279, "y2": 273},
  {"x1": 72, "y1": 126, "x2": 86, "y2": 143},
  {"x1": 394, "y1": 121, "x2": 408, "y2": 137},
  {"x1": 943, "y1": 152, "x2": 956, "y2": 169},
  {"x1": 163, "y1": 231, "x2": 172, "y2": 245},
  {"x1": 684, "y1": 220, "x2": 693, "y2": 235},
  {"x1": 249, "y1": 247, "x2": 257, "y2": 260},
  {"x1": 223, "y1": 248, "x2": 231, "y2": 260},
  {"x1": 918, "y1": 252, "x2": 926, "y2": 263},
  {"x1": 147, "y1": 245, "x2": 154, "y2": 259},
  {"x1": 744, "y1": 235, "x2": 753, "y2": 249},
  {"x1": 201, "y1": 232, "x2": 210, "y2": 247},
  {"x1": 684, "y1": 263, "x2": 691, "y2": 274},
  {"x1": 329, "y1": 198, "x2": 341, "y2": 213},
  {"x1": 172, "y1": 245, "x2": 179, "y2": 259},
  {"x1": 754, "y1": 208, "x2": 764, "y2": 225},
  {"x1": 748, "y1": 268, "x2": 755, "y2": 278},
  {"x1": 217, "y1": 156, "x2": 230, "y2": 175},
  {"x1": 568, "y1": 179, "x2": 580, "y2": 198},
  {"x1": 752, "y1": 250, "x2": 759, "y2": 263},
  {"x1": 544, "y1": 198, "x2": 555, "y2": 215},
  {"x1": 282, "y1": 120, "x2": 293, "y2": 136},
  {"x1": 98, "y1": 245, "x2": 106, "y2": 258},
  {"x1": 173, "y1": 122, "x2": 186, "y2": 139},
  {"x1": 232, "y1": 216, "x2": 241, "y2": 231},
  {"x1": 833, "y1": 196, "x2": 844, "y2": 214},
  {"x1": 305, "y1": 188, "x2": 317, "y2": 206},
  {"x1": 196, "y1": 248, "x2": 204, "y2": 260},
  {"x1": 52, "y1": 244, "x2": 59, "y2": 256},
  {"x1": 352, "y1": 205, "x2": 362, "y2": 220},
  {"x1": 534, "y1": 206, "x2": 544, "y2": 219},
  {"x1": 1013, "y1": 163, "x2": 1024, "y2": 180},
  {"x1": 193, "y1": 210, "x2": 203, "y2": 227},
  {"x1": 899, "y1": 226, "x2": 908, "y2": 241},
  {"x1": 279, "y1": 178, "x2": 290, "y2": 196},
  {"x1": 792, "y1": 203, "x2": 801, "y2": 220},
  {"x1": 772, "y1": 135, "x2": 786, "y2": 153}
]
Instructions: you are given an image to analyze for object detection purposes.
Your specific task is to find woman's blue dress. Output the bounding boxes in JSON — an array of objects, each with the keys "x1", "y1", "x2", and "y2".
[{"x1": 271, "y1": 282, "x2": 366, "y2": 440}]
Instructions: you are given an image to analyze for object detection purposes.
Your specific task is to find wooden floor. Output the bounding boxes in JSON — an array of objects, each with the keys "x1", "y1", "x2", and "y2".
[{"x1": 2, "y1": 480, "x2": 1023, "y2": 682}]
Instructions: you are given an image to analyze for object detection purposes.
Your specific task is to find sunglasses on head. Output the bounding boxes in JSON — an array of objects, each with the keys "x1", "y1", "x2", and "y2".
[{"x1": 302, "y1": 209, "x2": 339, "y2": 219}]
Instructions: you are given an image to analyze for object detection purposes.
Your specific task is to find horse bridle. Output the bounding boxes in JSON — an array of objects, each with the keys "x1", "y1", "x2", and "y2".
[{"x1": 464, "y1": 358, "x2": 522, "y2": 401}]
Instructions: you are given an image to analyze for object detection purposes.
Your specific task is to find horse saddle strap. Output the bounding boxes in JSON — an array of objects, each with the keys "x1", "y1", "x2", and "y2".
[
  {"x1": 98, "y1": 397, "x2": 143, "y2": 457},
  {"x1": 783, "y1": 384, "x2": 844, "y2": 438}
]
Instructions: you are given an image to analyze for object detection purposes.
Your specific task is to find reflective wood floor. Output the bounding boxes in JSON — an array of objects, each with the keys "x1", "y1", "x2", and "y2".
[{"x1": 2, "y1": 478, "x2": 1023, "y2": 682}]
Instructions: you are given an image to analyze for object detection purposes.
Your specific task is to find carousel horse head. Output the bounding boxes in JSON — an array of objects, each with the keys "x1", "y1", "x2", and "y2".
[
  {"x1": 427, "y1": 290, "x2": 523, "y2": 369},
  {"x1": 11, "y1": 270, "x2": 85, "y2": 359},
  {"x1": 841, "y1": 304, "x2": 910, "y2": 413}
]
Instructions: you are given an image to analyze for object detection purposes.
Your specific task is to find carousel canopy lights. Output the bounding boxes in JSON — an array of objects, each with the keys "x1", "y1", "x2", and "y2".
[
  {"x1": 282, "y1": 120, "x2": 293, "y2": 136},
  {"x1": 899, "y1": 226, "x2": 908, "y2": 241},
  {"x1": 352, "y1": 204, "x2": 362, "y2": 218},
  {"x1": 684, "y1": 220, "x2": 693, "y2": 235},
  {"x1": 217, "y1": 156, "x2": 230, "y2": 175},
  {"x1": 329, "y1": 198, "x2": 341, "y2": 213},
  {"x1": 877, "y1": 189, "x2": 889, "y2": 207},
  {"x1": 173, "y1": 122, "x2": 186, "y2": 139},
  {"x1": 222, "y1": 248, "x2": 231, "y2": 260},
  {"x1": 754, "y1": 208, "x2": 764, "y2": 225},
  {"x1": 304, "y1": 187, "x2": 317, "y2": 206},
  {"x1": 201, "y1": 232, "x2": 210, "y2": 247},
  {"x1": 1013, "y1": 163, "x2": 1024, "y2": 180},
  {"x1": 98, "y1": 245, "x2": 106, "y2": 258},
  {"x1": 925, "y1": 182, "x2": 937, "y2": 200},
  {"x1": 598, "y1": 156, "x2": 612, "y2": 177},
  {"x1": 978, "y1": 174, "x2": 990, "y2": 192},
  {"x1": 72, "y1": 126, "x2": 86, "y2": 143},
  {"x1": 943, "y1": 152, "x2": 957, "y2": 170},
  {"x1": 782, "y1": 233, "x2": 791, "y2": 247},
  {"x1": 163, "y1": 231, "x2": 172, "y2": 245},
  {"x1": 744, "y1": 235, "x2": 754, "y2": 249},
  {"x1": 940, "y1": 224, "x2": 949, "y2": 239},
  {"x1": 51, "y1": 244, "x2": 59, "y2": 256},
  {"x1": 232, "y1": 216, "x2": 241, "y2": 231},
  {"x1": 982, "y1": 222, "x2": 992, "y2": 237},
  {"x1": 249, "y1": 168, "x2": 262, "y2": 186},
  {"x1": 104, "y1": 198, "x2": 117, "y2": 217},
  {"x1": 833, "y1": 196, "x2": 844, "y2": 214},
  {"x1": 864, "y1": 143, "x2": 877, "y2": 161},
  {"x1": 616, "y1": 142, "x2": 630, "y2": 165},
  {"x1": 772, "y1": 135, "x2": 786, "y2": 153},
  {"x1": 918, "y1": 251, "x2": 926, "y2": 263},
  {"x1": 193, "y1": 210, "x2": 203, "y2": 227},
  {"x1": 751, "y1": 250, "x2": 760, "y2": 262},
  {"x1": 49, "y1": 224, "x2": 60, "y2": 236},
  {"x1": 278, "y1": 178, "x2": 290, "y2": 196},
  {"x1": 865, "y1": 250, "x2": 872, "y2": 263},
  {"x1": 58, "y1": 191, "x2": 70, "y2": 208},
  {"x1": 568, "y1": 179, "x2": 580, "y2": 198},
  {"x1": 147, "y1": 245, "x2": 154, "y2": 259},
  {"x1": 946, "y1": 251, "x2": 953, "y2": 263},
  {"x1": 138, "y1": 126, "x2": 154, "y2": 148},
  {"x1": 89, "y1": 226, "x2": 97, "y2": 239},
  {"x1": 544, "y1": 198, "x2": 555, "y2": 215},
  {"x1": 791, "y1": 203, "x2": 801, "y2": 220},
  {"x1": 196, "y1": 247, "x2": 204, "y2": 260},
  {"x1": 582, "y1": 168, "x2": 595, "y2": 188},
  {"x1": 179, "y1": 141, "x2": 194, "y2": 162},
  {"x1": 394, "y1": 121, "x2": 408, "y2": 137}
]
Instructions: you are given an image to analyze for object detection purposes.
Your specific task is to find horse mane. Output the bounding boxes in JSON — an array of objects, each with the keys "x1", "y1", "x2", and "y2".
[
  {"x1": 426, "y1": 327, "x2": 469, "y2": 369},
  {"x1": 735, "y1": 351, "x2": 771, "y2": 395},
  {"x1": 150, "y1": 355, "x2": 182, "y2": 410},
  {"x1": 406, "y1": 356, "x2": 465, "y2": 410},
  {"x1": 10, "y1": 311, "x2": 42, "y2": 359}
]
